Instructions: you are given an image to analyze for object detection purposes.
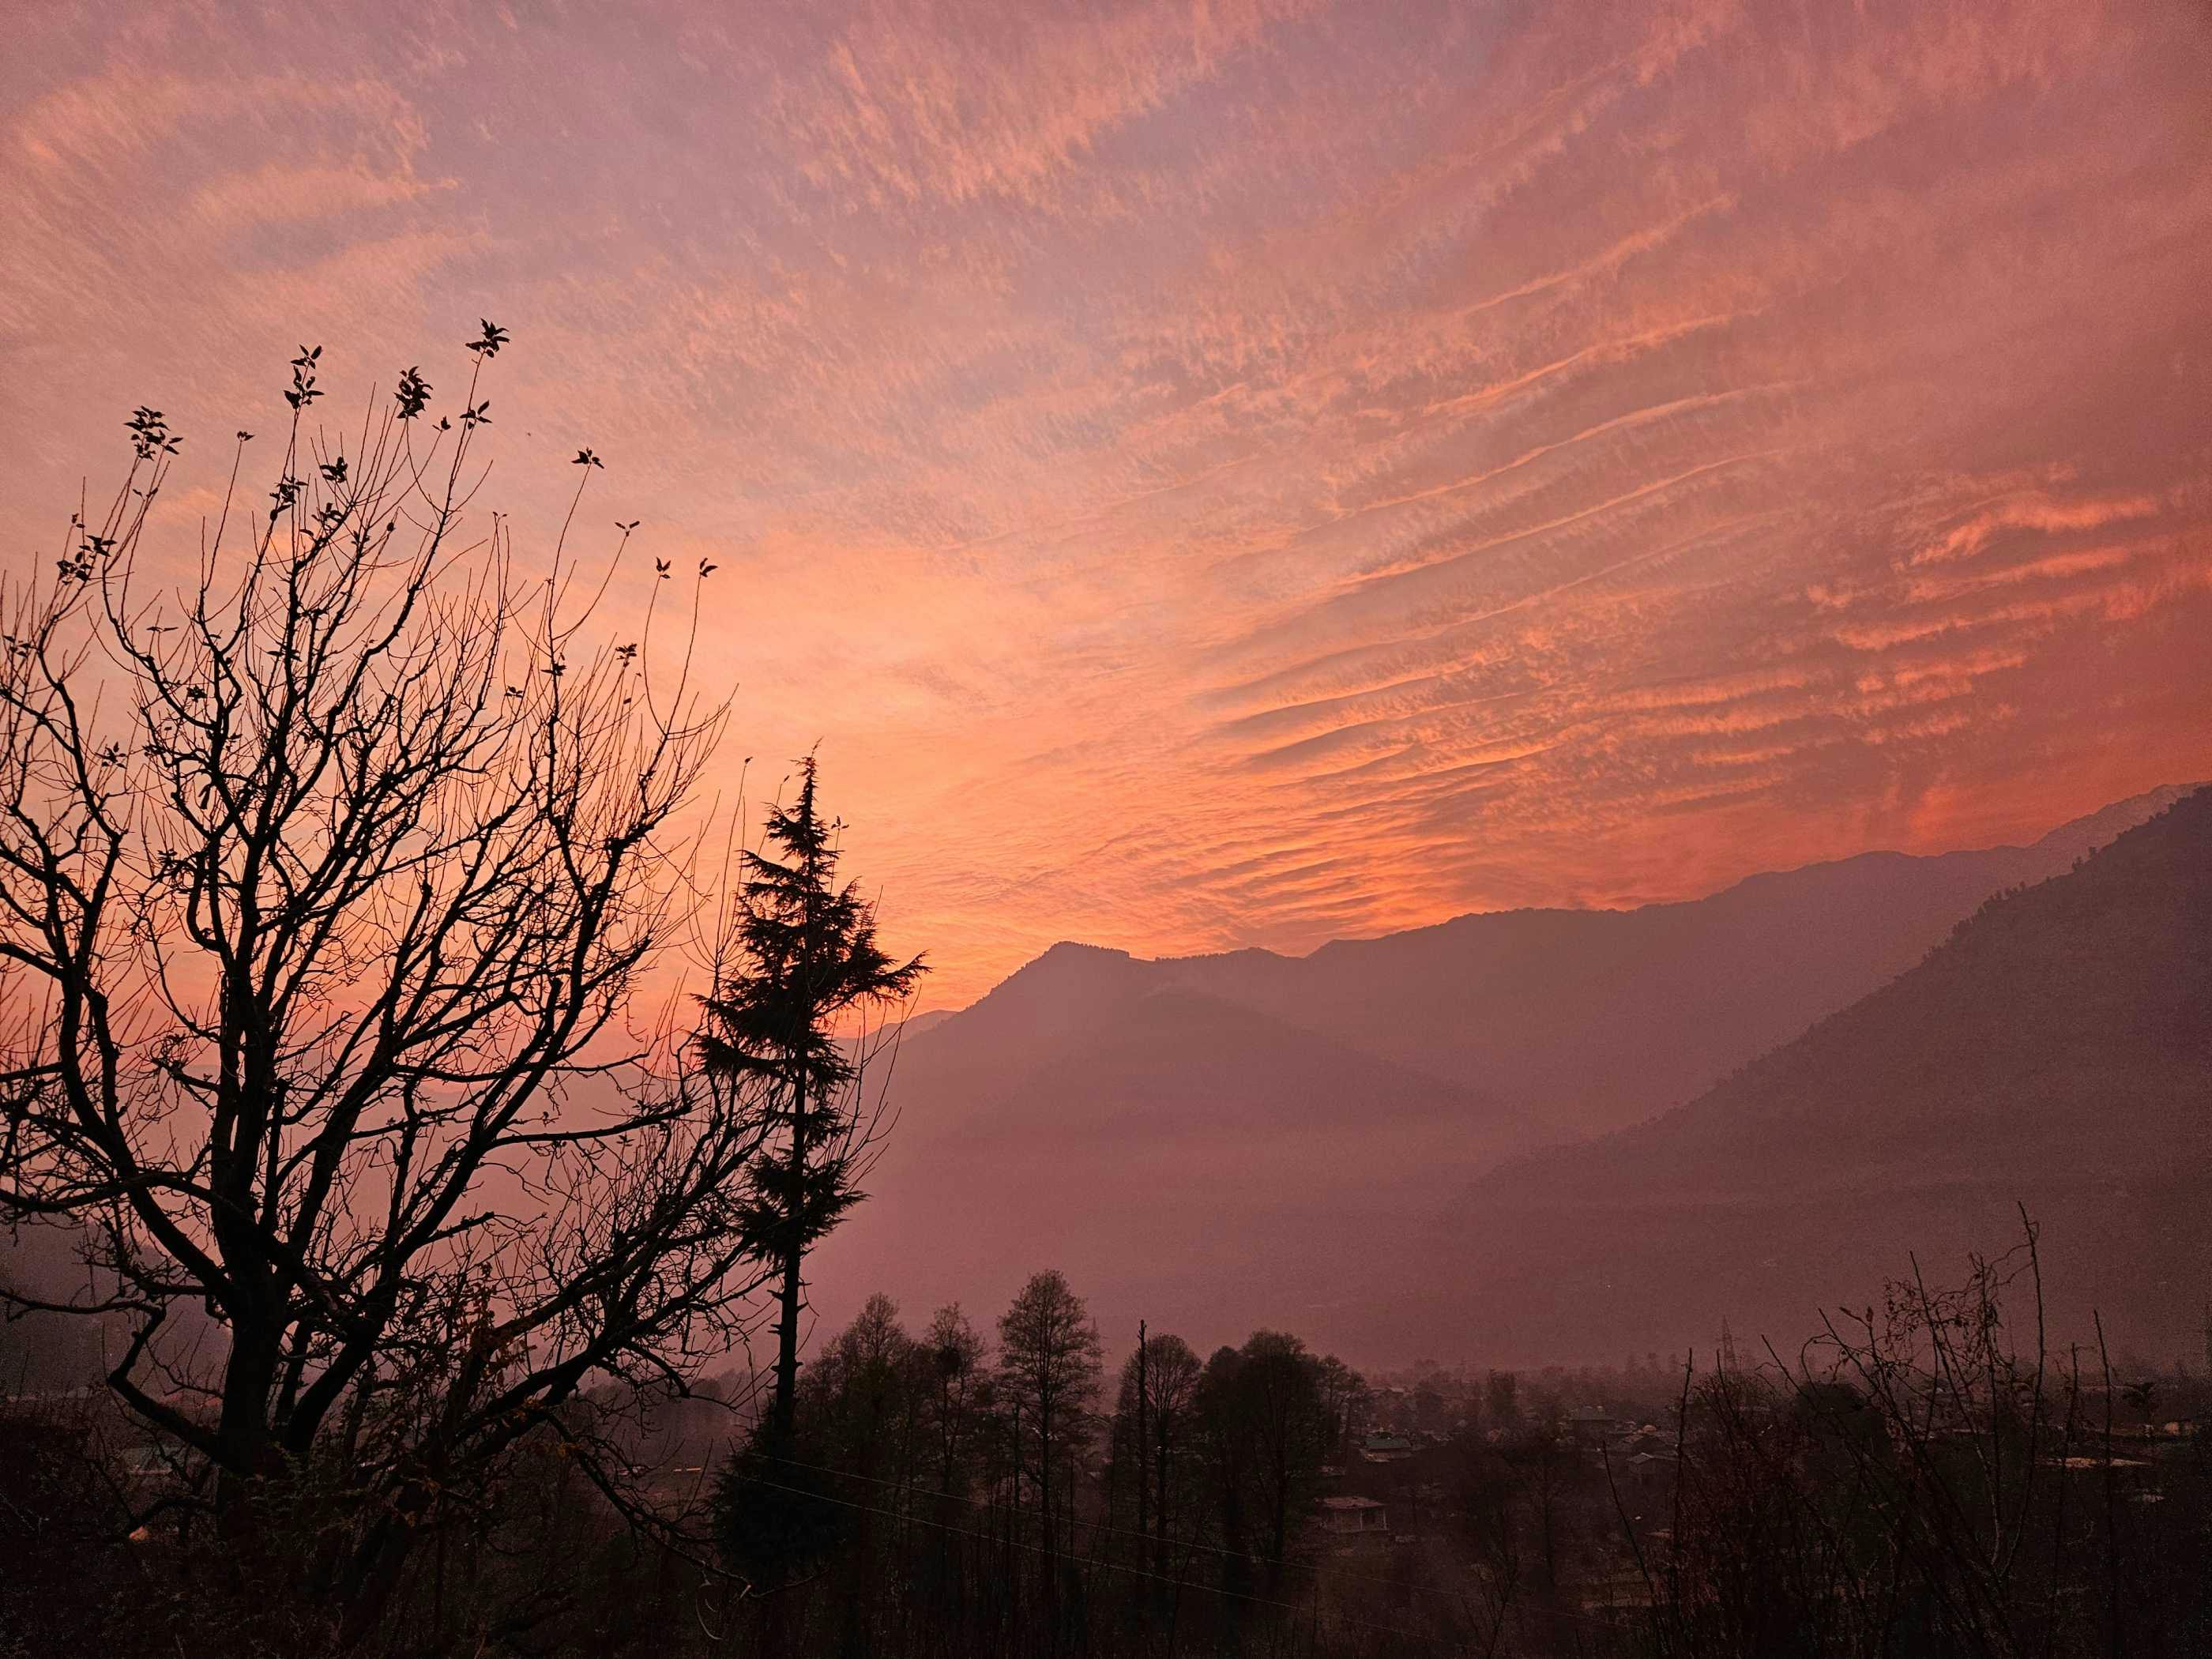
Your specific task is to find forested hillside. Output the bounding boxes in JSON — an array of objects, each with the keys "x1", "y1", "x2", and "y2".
[{"x1": 1424, "y1": 784, "x2": 2212, "y2": 1363}]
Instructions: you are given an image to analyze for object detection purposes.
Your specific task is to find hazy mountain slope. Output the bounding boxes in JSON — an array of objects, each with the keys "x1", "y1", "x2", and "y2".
[
  {"x1": 1404, "y1": 785, "x2": 2212, "y2": 1367},
  {"x1": 1155, "y1": 784, "x2": 2198, "y2": 1138},
  {"x1": 817, "y1": 962, "x2": 1525, "y2": 1351},
  {"x1": 806, "y1": 787, "x2": 2195, "y2": 1360}
]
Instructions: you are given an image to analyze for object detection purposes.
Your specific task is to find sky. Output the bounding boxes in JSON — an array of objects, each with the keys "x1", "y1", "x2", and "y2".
[{"x1": 4, "y1": 0, "x2": 2209, "y2": 1007}]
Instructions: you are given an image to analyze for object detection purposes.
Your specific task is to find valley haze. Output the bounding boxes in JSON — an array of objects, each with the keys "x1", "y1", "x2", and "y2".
[{"x1": 818, "y1": 782, "x2": 2210, "y2": 1367}]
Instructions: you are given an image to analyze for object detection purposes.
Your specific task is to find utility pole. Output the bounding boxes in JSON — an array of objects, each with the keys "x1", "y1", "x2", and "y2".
[{"x1": 1135, "y1": 1319, "x2": 1150, "y2": 1555}]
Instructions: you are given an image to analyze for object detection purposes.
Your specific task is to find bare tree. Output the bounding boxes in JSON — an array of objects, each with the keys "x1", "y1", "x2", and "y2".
[
  {"x1": 1194, "y1": 1330, "x2": 1333, "y2": 1599},
  {"x1": 1112, "y1": 1328, "x2": 1202, "y2": 1571},
  {"x1": 997, "y1": 1270, "x2": 1101, "y2": 1580},
  {"x1": 0, "y1": 329, "x2": 777, "y2": 1621},
  {"x1": 923, "y1": 1302, "x2": 989, "y2": 1497},
  {"x1": 1627, "y1": 1214, "x2": 2195, "y2": 1659}
]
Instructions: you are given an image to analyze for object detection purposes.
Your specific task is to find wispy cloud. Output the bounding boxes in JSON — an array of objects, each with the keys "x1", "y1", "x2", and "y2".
[{"x1": 2, "y1": 0, "x2": 2207, "y2": 1001}]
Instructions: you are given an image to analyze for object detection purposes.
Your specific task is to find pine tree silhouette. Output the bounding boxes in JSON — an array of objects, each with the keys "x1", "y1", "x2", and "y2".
[{"x1": 698, "y1": 756, "x2": 925, "y2": 1450}]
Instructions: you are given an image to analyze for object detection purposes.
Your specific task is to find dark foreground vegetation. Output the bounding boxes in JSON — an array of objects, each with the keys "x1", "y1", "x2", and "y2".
[
  {"x1": 4, "y1": 337, "x2": 2207, "y2": 1657},
  {"x1": 8, "y1": 1227, "x2": 2211, "y2": 1657}
]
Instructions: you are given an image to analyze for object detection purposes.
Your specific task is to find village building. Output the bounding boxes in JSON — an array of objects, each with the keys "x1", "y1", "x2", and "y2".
[
  {"x1": 1359, "y1": 1429, "x2": 1415, "y2": 1462},
  {"x1": 1319, "y1": 1495, "x2": 1390, "y2": 1538}
]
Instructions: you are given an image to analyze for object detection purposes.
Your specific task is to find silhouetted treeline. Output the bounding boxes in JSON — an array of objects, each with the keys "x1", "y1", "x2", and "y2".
[
  {"x1": 709, "y1": 1272, "x2": 1367, "y2": 1657},
  {"x1": 9, "y1": 1228, "x2": 2212, "y2": 1657}
]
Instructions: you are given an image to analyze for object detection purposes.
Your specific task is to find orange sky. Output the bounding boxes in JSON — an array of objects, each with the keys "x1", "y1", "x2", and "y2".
[{"x1": 6, "y1": 0, "x2": 2210, "y2": 1006}]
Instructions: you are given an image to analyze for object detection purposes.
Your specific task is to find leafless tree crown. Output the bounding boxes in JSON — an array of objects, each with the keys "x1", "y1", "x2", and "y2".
[{"x1": 0, "y1": 333, "x2": 774, "y2": 1574}]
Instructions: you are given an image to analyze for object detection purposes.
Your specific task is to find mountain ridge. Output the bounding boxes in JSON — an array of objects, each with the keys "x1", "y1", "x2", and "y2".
[
  {"x1": 892, "y1": 782, "x2": 2197, "y2": 1143},
  {"x1": 813, "y1": 782, "x2": 2204, "y2": 1364},
  {"x1": 1404, "y1": 783, "x2": 2212, "y2": 1364},
  {"x1": 980, "y1": 782, "x2": 2199, "y2": 991}
]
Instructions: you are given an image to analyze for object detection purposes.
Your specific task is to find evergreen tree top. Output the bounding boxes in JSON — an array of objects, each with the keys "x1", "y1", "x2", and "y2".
[{"x1": 698, "y1": 755, "x2": 926, "y2": 1093}]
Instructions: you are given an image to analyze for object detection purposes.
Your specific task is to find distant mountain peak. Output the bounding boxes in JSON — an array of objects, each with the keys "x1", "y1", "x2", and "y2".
[
  {"x1": 975, "y1": 781, "x2": 2199, "y2": 1139},
  {"x1": 817, "y1": 782, "x2": 2209, "y2": 1370},
  {"x1": 1034, "y1": 939, "x2": 1134, "y2": 963},
  {"x1": 945, "y1": 788, "x2": 2199, "y2": 1023}
]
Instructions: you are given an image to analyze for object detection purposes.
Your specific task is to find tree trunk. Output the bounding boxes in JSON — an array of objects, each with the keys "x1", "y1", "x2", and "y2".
[
  {"x1": 772, "y1": 1251, "x2": 804, "y2": 1446},
  {"x1": 1038, "y1": 1395, "x2": 1055, "y2": 1589},
  {"x1": 759, "y1": 1070, "x2": 810, "y2": 1659},
  {"x1": 213, "y1": 1314, "x2": 284, "y2": 1534},
  {"x1": 770, "y1": 1067, "x2": 808, "y2": 1447}
]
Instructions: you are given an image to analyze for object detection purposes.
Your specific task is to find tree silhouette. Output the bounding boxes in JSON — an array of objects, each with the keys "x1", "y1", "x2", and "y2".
[
  {"x1": 997, "y1": 1268, "x2": 1101, "y2": 1597},
  {"x1": 0, "y1": 332, "x2": 777, "y2": 1627},
  {"x1": 1113, "y1": 1328, "x2": 1202, "y2": 1572},
  {"x1": 696, "y1": 756, "x2": 924, "y2": 1450}
]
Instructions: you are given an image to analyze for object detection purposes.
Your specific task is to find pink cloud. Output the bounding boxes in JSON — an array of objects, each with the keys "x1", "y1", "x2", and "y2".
[{"x1": 2, "y1": 0, "x2": 2209, "y2": 1002}]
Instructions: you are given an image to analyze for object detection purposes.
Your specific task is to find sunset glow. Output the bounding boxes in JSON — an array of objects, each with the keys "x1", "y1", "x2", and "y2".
[{"x1": 7, "y1": 0, "x2": 2209, "y2": 1003}]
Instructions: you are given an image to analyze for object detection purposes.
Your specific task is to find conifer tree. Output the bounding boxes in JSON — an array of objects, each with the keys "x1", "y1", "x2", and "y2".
[{"x1": 698, "y1": 757, "x2": 924, "y2": 1446}]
